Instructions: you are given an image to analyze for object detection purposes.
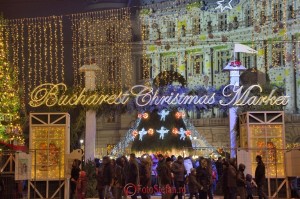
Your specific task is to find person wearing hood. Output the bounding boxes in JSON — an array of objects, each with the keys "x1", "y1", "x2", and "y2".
[{"x1": 237, "y1": 163, "x2": 246, "y2": 199}]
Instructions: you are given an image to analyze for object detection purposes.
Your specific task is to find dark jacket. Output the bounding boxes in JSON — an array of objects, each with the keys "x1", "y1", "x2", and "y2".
[
  {"x1": 188, "y1": 173, "x2": 202, "y2": 193},
  {"x1": 126, "y1": 160, "x2": 139, "y2": 185},
  {"x1": 196, "y1": 167, "x2": 210, "y2": 192},
  {"x1": 255, "y1": 161, "x2": 266, "y2": 185},
  {"x1": 171, "y1": 161, "x2": 186, "y2": 182},
  {"x1": 237, "y1": 170, "x2": 246, "y2": 187},
  {"x1": 227, "y1": 164, "x2": 237, "y2": 188},
  {"x1": 139, "y1": 164, "x2": 151, "y2": 187},
  {"x1": 158, "y1": 163, "x2": 172, "y2": 185},
  {"x1": 103, "y1": 163, "x2": 113, "y2": 186}
]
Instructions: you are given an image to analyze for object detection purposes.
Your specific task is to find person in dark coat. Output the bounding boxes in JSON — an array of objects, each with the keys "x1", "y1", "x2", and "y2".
[
  {"x1": 102, "y1": 156, "x2": 113, "y2": 199},
  {"x1": 227, "y1": 158, "x2": 237, "y2": 199},
  {"x1": 126, "y1": 153, "x2": 139, "y2": 199},
  {"x1": 237, "y1": 163, "x2": 246, "y2": 199},
  {"x1": 139, "y1": 156, "x2": 152, "y2": 199},
  {"x1": 222, "y1": 160, "x2": 229, "y2": 199},
  {"x1": 70, "y1": 159, "x2": 81, "y2": 199},
  {"x1": 156, "y1": 154, "x2": 165, "y2": 188},
  {"x1": 255, "y1": 155, "x2": 267, "y2": 199},
  {"x1": 158, "y1": 157, "x2": 173, "y2": 199},
  {"x1": 196, "y1": 159, "x2": 210, "y2": 199},
  {"x1": 171, "y1": 156, "x2": 186, "y2": 199},
  {"x1": 188, "y1": 168, "x2": 202, "y2": 199}
]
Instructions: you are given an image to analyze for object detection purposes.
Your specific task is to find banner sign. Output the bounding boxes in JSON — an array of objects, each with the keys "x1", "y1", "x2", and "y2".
[{"x1": 29, "y1": 83, "x2": 289, "y2": 108}]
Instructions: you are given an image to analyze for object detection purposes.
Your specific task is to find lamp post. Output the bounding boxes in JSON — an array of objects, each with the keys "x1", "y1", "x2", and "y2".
[{"x1": 223, "y1": 60, "x2": 246, "y2": 158}]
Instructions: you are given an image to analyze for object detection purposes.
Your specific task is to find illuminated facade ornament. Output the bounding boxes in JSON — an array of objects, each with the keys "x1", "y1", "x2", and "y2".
[
  {"x1": 215, "y1": 0, "x2": 233, "y2": 12},
  {"x1": 157, "y1": 126, "x2": 169, "y2": 139},
  {"x1": 158, "y1": 109, "x2": 170, "y2": 121},
  {"x1": 139, "y1": 128, "x2": 147, "y2": 141},
  {"x1": 179, "y1": 127, "x2": 186, "y2": 140}
]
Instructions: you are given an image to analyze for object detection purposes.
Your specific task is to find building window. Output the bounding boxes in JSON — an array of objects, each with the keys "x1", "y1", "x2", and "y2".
[
  {"x1": 260, "y1": 11, "x2": 267, "y2": 25},
  {"x1": 288, "y1": 5, "x2": 295, "y2": 19},
  {"x1": 142, "y1": 24, "x2": 149, "y2": 40},
  {"x1": 140, "y1": 58, "x2": 152, "y2": 80},
  {"x1": 106, "y1": 26, "x2": 118, "y2": 42},
  {"x1": 216, "y1": 51, "x2": 230, "y2": 73},
  {"x1": 162, "y1": 56, "x2": 177, "y2": 72},
  {"x1": 107, "y1": 58, "x2": 118, "y2": 82},
  {"x1": 245, "y1": 8, "x2": 253, "y2": 27},
  {"x1": 106, "y1": 113, "x2": 116, "y2": 123},
  {"x1": 166, "y1": 21, "x2": 175, "y2": 38},
  {"x1": 192, "y1": 18, "x2": 201, "y2": 35},
  {"x1": 273, "y1": 2, "x2": 283, "y2": 22},
  {"x1": 218, "y1": 14, "x2": 227, "y2": 31},
  {"x1": 191, "y1": 54, "x2": 204, "y2": 75},
  {"x1": 272, "y1": 43, "x2": 285, "y2": 67},
  {"x1": 242, "y1": 54, "x2": 256, "y2": 68}
]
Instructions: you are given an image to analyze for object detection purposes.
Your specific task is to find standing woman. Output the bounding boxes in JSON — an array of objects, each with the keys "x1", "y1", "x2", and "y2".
[{"x1": 70, "y1": 159, "x2": 81, "y2": 199}]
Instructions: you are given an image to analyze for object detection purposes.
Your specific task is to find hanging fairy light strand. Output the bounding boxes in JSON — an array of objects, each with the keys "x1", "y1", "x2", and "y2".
[{"x1": 70, "y1": 7, "x2": 133, "y2": 93}]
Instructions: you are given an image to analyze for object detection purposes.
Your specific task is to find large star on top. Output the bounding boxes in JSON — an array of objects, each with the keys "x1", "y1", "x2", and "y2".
[{"x1": 215, "y1": 0, "x2": 233, "y2": 12}]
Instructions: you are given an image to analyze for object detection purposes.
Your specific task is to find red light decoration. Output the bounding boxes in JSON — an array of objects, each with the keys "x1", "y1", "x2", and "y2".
[
  {"x1": 138, "y1": 113, "x2": 142, "y2": 118},
  {"x1": 185, "y1": 130, "x2": 191, "y2": 136},
  {"x1": 132, "y1": 130, "x2": 138, "y2": 137},
  {"x1": 143, "y1": 113, "x2": 149, "y2": 119},
  {"x1": 175, "y1": 112, "x2": 181, "y2": 119},
  {"x1": 148, "y1": 128, "x2": 154, "y2": 135},
  {"x1": 172, "y1": 128, "x2": 178, "y2": 135}
]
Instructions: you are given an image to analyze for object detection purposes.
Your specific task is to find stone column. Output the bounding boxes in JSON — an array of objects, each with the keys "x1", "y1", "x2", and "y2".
[
  {"x1": 284, "y1": 41, "x2": 296, "y2": 113},
  {"x1": 79, "y1": 64, "x2": 100, "y2": 162}
]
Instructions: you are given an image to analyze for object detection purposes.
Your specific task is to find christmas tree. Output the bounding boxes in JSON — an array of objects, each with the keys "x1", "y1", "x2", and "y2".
[
  {"x1": 131, "y1": 109, "x2": 192, "y2": 152},
  {"x1": 0, "y1": 16, "x2": 24, "y2": 144}
]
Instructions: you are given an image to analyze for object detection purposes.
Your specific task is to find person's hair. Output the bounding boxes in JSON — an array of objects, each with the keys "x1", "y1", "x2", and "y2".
[
  {"x1": 130, "y1": 153, "x2": 136, "y2": 158},
  {"x1": 256, "y1": 155, "x2": 262, "y2": 161},
  {"x1": 166, "y1": 157, "x2": 172, "y2": 162},
  {"x1": 177, "y1": 155, "x2": 183, "y2": 160}
]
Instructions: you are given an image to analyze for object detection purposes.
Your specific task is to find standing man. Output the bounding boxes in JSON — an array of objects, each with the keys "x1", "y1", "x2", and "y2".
[
  {"x1": 227, "y1": 158, "x2": 237, "y2": 199},
  {"x1": 126, "y1": 153, "x2": 139, "y2": 199},
  {"x1": 255, "y1": 155, "x2": 268, "y2": 199},
  {"x1": 171, "y1": 156, "x2": 186, "y2": 199}
]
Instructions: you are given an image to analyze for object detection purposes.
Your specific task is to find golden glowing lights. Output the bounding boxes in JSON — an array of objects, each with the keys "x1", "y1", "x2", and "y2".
[
  {"x1": 132, "y1": 130, "x2": 138, "y2": 137},
  {"x1": 172, "y1": 128, "x2": 178, "y2": 135},
  {"x1": 148, "y1": 128, "x2": 154, "y2": 135}
]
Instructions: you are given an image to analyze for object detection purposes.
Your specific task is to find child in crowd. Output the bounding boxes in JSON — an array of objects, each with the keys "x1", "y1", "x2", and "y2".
[
  {"x1": 245, "y1": 174, "x2": 257, "y2": 199},
  {"x1": 77, "y1": 170, "x2": 88, "y2": 199}
]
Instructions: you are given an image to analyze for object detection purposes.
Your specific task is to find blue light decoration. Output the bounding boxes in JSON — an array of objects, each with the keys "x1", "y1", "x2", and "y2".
[
  {"x1": 156, "y1": 126, "x2": 169, "y2": 139},
  {"x1": 110, "y1": 117, "x2": 141, "y2": 155},
  {"x1": 157, "y1": 109, "x2": 170, "y2": 121},
  {"x1": 139, "y1": 128, "x2": 147, "y2": 141},
  {"x1": 178, "y1": 127, "x2": 186, "y2": 140}
]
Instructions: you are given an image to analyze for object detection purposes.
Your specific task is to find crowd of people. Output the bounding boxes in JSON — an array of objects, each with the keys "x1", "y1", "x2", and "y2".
[{"x1": 70, "y1": 154, "x2": 268, "y2": 199}]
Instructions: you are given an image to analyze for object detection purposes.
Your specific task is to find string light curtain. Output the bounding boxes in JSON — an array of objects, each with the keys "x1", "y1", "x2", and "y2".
[
  {"x1": 4, "y1": 16, "x2": 65, "y2": 109},
  {"x1": 70, "y1": 8, "x2": 133, "y2": 93}
]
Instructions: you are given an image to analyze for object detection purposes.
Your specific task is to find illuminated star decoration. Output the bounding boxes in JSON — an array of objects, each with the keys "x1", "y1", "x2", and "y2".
[
  {"x1": 139, "y1": 128, "x2": 147, "y2": 141},
  {"x1": 158, "y1": 109, "x2": 170, "y2": 121},
  {"x1": 179, "y1": 128, "x2": 186, "y2": 140},
  {"x1": 157, "y1": 126, "x2": 169, "y2": 139},
  {"x1": 215, "y1": 0, "x2": 233, "y2": 12}
]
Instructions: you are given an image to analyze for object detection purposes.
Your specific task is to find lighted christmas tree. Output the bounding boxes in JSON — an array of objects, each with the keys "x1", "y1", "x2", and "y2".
[{"x1": 0, "y1": 16, "x2": 24, "y2": 145}]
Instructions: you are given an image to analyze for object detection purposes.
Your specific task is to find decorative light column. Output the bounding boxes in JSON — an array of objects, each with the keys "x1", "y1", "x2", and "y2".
[
  {"x1": 223, "y1": 61, "x2": 246, "y2": 157},
  {"x1": 79, "y1": 64, "x2": 100, "y2": 162}
]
